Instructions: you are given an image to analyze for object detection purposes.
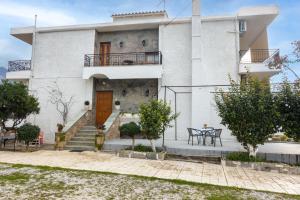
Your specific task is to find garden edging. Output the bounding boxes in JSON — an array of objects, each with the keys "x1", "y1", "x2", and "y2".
[
  {"x1": 222, "y1": 159, "x2": 300, "y2": 175},
  {"x1": 117, "y1": 150, "x2": 167, "y2": 160}
]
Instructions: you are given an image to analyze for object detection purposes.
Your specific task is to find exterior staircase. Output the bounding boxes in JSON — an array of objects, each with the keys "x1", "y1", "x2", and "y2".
[{"x1": 65, "y1": 126, "x2": 97, "y2": 151}]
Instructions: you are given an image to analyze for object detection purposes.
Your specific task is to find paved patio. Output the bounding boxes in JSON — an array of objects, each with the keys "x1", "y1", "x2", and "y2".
[{"x1": 0, "y1": 150, "x2": 299, "y2": 195}]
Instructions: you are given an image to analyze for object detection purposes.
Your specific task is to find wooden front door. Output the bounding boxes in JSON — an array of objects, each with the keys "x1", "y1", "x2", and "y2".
[
  {"x1": 100, "y1": 42, "x2": 111, "y2": 66},
  {"x1": 96, "y1": 91, "x2": 113, "y2": 126}
]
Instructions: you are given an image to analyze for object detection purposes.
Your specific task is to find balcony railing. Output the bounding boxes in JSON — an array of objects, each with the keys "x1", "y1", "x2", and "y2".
[
  {"x1": 84, "y1": 51, "x2": 162, "y2": 67},
  {"x1": 240, "y1": 49, "x2": 280, "y2": 64},
  {"x1": 8, "y1": 60, "x2": 31, "y2": 72}
]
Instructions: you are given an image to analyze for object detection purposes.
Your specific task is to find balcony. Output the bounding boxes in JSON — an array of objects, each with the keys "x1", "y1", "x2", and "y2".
[
  {"x1": 6, "y1": 60, "x2": 31, "y2": 80},
  {"x1": 82, "y1": 52, "x2": 163, "y2": 80},
  {"x1": 84, "y1": 51, "x2": 162, "y2": 67},
  {"x1": 239, "y1": 49, "x2": 281, "y2": 77}
]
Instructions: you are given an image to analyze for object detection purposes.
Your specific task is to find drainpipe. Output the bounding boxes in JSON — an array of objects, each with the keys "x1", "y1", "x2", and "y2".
[{"x1": 191, "y1": 0, "x2": 202, "y2": 128}]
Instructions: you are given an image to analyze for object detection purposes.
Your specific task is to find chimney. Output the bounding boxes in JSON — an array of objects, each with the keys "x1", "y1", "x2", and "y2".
[{"x1": 192, "y1": 0, "x2": 200, "y2": 16}]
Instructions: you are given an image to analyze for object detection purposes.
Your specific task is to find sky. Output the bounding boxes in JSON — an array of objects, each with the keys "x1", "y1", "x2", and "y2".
[{"x1": 0, "y1": 0, "x2": 299, "y2": 82}]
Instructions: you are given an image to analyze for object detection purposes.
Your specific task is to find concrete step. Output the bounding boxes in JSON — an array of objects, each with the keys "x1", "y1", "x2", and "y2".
[
  {"x1": 71, "y1": 137, "x2": 95, "y2": 142},
  {"x1": 80, "y1": 127, "x2": 98, "y2": 131},
  {"x1": 78, "y1": 130, "x2": 98, "y2": 134},
  {"x1": 75, "y1": 133, "x2": 96, "y2": 137},
  {"x1": 67, "y1": 141, "x2": 94, "y2": 146},
  {"x1": 65, "y1": 145, "x2": 95, "y2": 151}
]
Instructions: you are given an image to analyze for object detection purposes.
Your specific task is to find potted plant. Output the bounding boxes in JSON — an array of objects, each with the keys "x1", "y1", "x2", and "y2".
[
  {"x1": 115, "y1": 100, "x2": 120, "y2": 110},
  {"x1": 84, "y1": 100, "x2": 90, "y2": 110},
  {"x1": 55, "y1": 123, "x2": 65, "y2": 150},
  {"x1": 95, "y1": 125, "x2": 106, "y2": 151}
]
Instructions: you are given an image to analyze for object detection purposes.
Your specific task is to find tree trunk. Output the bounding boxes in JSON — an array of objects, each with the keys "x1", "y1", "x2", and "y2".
[
  {"x1": 248, "y1": 145, "x2": 258, "y2": 157},
  {"x1": 149, "y1": 139, "x2": 156, "y2": 152},
  {"x1": 132, "y1": 137, "x2": 135, "y2": 151}
]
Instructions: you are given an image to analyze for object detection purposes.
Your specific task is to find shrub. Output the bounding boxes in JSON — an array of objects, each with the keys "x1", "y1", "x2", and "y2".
[
  {"x1": 125, "y1": 144, "x2": 157, "y2": 152},
  {"x1": 226, "y1": 152, "x2": 265, "y2": 162},
  {"x1": 119, "y1": 122, "x2": 140, "y2": 150},
  {"x1": 17, "y1": 123, "x2": 40, "y2": 150},
  {"x1": 215, "y1": 75, "x2": 278, "y2": 157}
]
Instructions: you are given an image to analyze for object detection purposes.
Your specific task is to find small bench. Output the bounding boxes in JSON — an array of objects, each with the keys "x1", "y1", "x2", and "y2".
[{"x1": 0, "y1": 135, "x2": 16, "y2": 148}]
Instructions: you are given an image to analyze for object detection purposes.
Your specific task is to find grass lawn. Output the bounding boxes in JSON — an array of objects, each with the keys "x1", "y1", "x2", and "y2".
[{"x1": 0, "y1": 163, "x2": 299, "y2": 200}]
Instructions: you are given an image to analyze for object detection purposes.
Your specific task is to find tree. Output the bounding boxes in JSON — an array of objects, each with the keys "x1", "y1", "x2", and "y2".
[
  {"x1": 119, "y1": 122, "x2": 140, "y2": 150},
  {"x1": 269, "y1": 40, "x2": 300, "y2": 80},
  {"x1": 139, "y1": 100, "x2": 178, "y2": 152},
  {"x1": 0, "y1": 81, "x2": 40, "y2": 131},
  {"x1": 47, "y1": 82, "x2": 74, "y2": 125},
  {"x1": 17, "y1": 123, "x2": 40, "y2": 150},
  {"x1": 215, "y1": 75, "x2": 278, "y2": 157},
  {"x1": 275, "y1": 81, "x2": 300, "y2": 142}
]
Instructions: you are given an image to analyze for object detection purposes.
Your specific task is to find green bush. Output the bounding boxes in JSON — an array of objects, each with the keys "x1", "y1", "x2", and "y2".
[
  {"x1": 119, "y1": 122, "x2": 140, "y2": 137},
  {"x1": 125, "y1": 144, "x2": 161, "y2": 152},
  {"x1": 226, "y1": 152, "x2": 265, "y2": 162},
  {"x1": 119, "y1": 122, "x2": 140, "y2": 150},
  {"x1": 17, "y1": 123, "x2": 40, "y2": 149}
]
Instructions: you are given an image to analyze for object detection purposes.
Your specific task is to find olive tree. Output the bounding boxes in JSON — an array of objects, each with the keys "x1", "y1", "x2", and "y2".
[
  {"x1": 0, "y1": 81, "x2": 40, "y2": 131},
  {"x1": 215, "y1": 76, "x2": 278, "y2": 157},
  {"x1": 139, "y1": 100, "x2": 178, "y2": 152},
  {"x1": 275, "y1": 81, "x2": 300, "y2": 142}
]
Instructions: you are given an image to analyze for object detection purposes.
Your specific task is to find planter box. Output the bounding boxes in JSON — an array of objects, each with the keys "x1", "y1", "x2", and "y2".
[
  {"x1": 118, "y1": 150, "x2": 166, "y2": 160},
  {"x1": 222, "y1": 159, "x2": 300, "y2": 175}
]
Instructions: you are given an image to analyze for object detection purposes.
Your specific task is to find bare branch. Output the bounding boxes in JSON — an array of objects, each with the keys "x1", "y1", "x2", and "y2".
[{"x1": 47, "y1": 82, "x2": 75, "y2": 125}]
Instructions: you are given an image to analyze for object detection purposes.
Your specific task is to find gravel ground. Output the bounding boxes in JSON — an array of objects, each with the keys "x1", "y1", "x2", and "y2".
[{"x1": 0, "y1": 163, "x2": 299, "y2": 200}]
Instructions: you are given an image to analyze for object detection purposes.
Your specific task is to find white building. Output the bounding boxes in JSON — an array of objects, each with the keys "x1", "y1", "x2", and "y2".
[{"x1": 6, "y1": 1, "x2": 280, "y2": 148}]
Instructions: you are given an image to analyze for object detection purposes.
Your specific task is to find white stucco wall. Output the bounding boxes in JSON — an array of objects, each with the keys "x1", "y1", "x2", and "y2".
[
  {"x1": 159, "y1": 19, "x2": 239, "y2": 142},
  {"x1": 192, "y1": 19, "x2": 239, "y2": 141},
  {"x1": 158, "y1": 23, "x2": 192, "y2": 140},
  {"x1": 28, "y1": 30, "x2": 95, "y2": 143}
]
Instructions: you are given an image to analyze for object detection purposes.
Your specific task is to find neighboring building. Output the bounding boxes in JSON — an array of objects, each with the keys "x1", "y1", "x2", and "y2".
[
  {"x1": 0, "y1": 67, "x2": 7, "y2": 82},
  {"x1": 6, "y1": 0, "x2": 280, "y2": 145}
]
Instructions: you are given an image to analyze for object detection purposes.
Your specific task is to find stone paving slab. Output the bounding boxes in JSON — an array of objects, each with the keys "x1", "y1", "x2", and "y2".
[{"x1": 0, "y1": 150, "x2": 299, "y2": 195}]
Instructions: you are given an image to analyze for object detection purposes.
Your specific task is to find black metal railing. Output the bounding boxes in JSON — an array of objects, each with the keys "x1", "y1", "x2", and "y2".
[
  {"x1": 240, "y1": 49, "x2": 279, "y2": 64},
  {"x1": 8, "y1": 60, "x2": 31, "y2": 72},
  {"x1": 84, "y1": 51, "x2": 162, "y2": 67}
]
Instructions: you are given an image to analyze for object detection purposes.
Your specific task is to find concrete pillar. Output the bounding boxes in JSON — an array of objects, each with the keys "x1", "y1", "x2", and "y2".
[{"x1": 191, "y1": 0, "x2": 203, "y2": 128}]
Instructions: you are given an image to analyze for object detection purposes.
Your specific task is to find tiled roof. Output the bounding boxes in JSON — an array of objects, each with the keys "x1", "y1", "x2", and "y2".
[{"x1": 112, "y1": 10, "x2": 167, "y2": 17}]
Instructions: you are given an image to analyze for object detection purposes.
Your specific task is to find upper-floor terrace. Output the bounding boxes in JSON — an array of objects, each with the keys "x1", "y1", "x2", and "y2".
[{"x1": 239, "y1": 49, "x2": 281, "y2": 78}]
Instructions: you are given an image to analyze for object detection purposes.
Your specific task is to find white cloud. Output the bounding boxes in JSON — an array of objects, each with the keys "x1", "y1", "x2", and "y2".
[{"x1": 0, "y1": 1, "x2": 77, "y2": 26}]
